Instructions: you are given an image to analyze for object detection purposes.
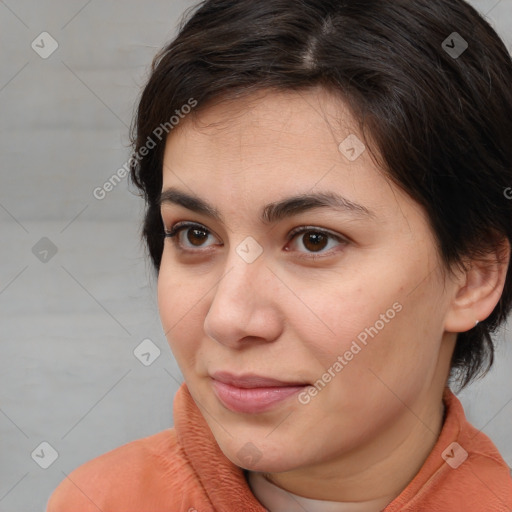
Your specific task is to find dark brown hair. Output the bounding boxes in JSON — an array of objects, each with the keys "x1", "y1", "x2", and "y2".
[{"x1": 129, "y1": 0, "x2": 512, "y2": 388}]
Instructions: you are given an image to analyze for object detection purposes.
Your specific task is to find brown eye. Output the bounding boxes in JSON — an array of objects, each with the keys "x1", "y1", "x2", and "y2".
[
  {"x1": 165, "y1": 222, "x2": 220, "y2": 251},
  {"x1": 302, "y1": 232, "x2": 328, "y2": 252},
  {"x1": 187, "y1": 227, "x2": 209, "y2": 246},
  {"x1": 288, "y1": 227, "x2": 346, "y2": 255}
]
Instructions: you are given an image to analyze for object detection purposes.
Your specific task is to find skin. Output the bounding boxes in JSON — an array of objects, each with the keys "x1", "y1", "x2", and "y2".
[{"x1": 157, "y1": 87, "x2": 509, "y2": 504}]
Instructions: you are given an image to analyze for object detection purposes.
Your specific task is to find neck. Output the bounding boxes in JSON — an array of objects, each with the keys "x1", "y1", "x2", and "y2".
[{"x1": 263, "y1": 387, "x2": 446, "y2": 504}]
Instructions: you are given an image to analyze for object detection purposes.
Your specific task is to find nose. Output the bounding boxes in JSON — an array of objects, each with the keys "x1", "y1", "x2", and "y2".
[{"x1": 203, "y1": 253, "x2": 283, "y2": 349}]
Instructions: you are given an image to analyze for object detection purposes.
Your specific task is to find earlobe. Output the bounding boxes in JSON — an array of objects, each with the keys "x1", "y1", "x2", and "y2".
[{"x1": 444, "y1": 239, "x2": 510, "y2": 333}]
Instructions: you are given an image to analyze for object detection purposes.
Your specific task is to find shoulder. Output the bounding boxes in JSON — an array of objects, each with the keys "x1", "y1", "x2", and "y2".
[
  {"x1": 417, "y1": 438, "x2": 512, "y2": 512},
  {"x1": 388, "y1": 390, "x2": 512, "y2": 512},
  {"x1": 414, "y1": 392, "x2": 511, "y2": 511},
  {"x1": 45, "y1": 428, "x2": 200, "y2": 512},
  {"x1": 451, "y1": 420, "x2": 512, "y2": 510}
]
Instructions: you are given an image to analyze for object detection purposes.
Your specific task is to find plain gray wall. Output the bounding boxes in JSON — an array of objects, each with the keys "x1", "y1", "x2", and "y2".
[{"x1": 0, "y1": 1, "x2": 511, "y2": 510}]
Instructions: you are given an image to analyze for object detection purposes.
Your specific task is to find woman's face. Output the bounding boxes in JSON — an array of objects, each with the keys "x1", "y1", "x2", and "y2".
[{"x1": 157, "y1": 88, "x2": 457, "y2": 474}]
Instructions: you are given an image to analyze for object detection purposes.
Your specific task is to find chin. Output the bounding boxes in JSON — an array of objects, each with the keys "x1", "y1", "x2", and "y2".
[{"x1": 218, "y1": 436, "x2": 303, "y2": 473}]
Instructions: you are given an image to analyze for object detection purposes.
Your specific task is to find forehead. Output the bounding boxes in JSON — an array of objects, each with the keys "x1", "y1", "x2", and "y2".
[
  {"x1": 161, "y1": 88, "x2": 427, "y2": 230},
  {"x1": 168, "y1": 87, "x2": 358, "y2": 150},
  {"x1": 163, "y1": 88, "x2": 371, "y2": 182}
]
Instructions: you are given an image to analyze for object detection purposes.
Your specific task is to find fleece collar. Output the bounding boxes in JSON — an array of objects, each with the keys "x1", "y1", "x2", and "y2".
[{"x1": 173, "y1": 384, "x2": 509, "y2": 511}]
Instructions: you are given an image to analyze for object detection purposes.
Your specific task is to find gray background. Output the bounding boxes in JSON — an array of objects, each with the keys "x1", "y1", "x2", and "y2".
[{"x1": 0, "y1": 1, "x2": 511, "y2": 510}]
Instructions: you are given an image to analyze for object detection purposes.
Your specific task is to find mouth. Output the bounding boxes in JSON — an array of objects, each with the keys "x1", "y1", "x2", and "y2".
[{"x1": 210, "y1": 371, "x2": 309, "y2": 414}]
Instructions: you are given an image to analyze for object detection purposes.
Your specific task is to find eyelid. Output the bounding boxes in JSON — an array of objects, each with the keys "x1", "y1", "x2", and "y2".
[
  {"x1": 164, "y1": 221, "x2": 348, "y2": 257},
  {"x1": 287, "y1": 225, "x2": 349, "y2": 243},
  {"x1": 164, "y1": 220, "x2": 211, "y2": 237},
  {"x1": 285, "y1": 225, "x2": 348, "y2": 259},
  {"x1": 165, "y1": 220, "x2": 219, "y2": 236}
]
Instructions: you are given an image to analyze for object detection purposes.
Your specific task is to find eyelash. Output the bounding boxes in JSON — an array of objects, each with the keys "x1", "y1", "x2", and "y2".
[{"x1": 164, "y1": 221, "x2": 348, "y2": 259}]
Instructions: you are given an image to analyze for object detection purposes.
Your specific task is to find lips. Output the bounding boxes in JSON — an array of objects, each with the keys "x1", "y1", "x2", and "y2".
[
  {"x1": 210, "y1": 371, "x2": 309, "y2": 413},
  {"x1": 211, "y1": 371, "x2": 308, "y2": 388}
]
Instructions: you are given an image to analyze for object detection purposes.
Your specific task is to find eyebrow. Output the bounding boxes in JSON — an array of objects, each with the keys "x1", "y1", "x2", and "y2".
[{"x1": 158, "y1": 187, "x2": 375, "y2": 224}]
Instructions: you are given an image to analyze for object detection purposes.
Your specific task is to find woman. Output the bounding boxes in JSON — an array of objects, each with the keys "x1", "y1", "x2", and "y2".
[{"x1": 47, "y1": 0, "x2": 512, "y2": 510}]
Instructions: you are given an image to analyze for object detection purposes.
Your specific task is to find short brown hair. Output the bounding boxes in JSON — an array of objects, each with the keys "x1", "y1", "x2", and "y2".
[{"x1": 129, "y1": 0, "x2": 512, "y2": 388}]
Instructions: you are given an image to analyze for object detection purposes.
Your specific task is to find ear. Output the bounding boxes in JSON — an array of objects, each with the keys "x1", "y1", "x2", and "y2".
[{"x1": 444, "y1": 238, "x2": 510, "y2": 333}]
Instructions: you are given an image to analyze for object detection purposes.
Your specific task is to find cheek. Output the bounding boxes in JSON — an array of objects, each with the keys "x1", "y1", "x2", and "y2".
[
  {"x1": 285, "y1": 273, "x2": 397, "y2": 364},
  {"x1": 325, "y1": 296, "x2": 443, "y2": 417},
  {"x1": 157, "y1": 264, "x2": 206, "y2": 358},
  {"x1": 291, "y1": 265, "x2": 439, "y2": 389}
]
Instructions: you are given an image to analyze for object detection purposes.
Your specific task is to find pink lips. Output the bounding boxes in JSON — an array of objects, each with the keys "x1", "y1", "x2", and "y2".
[{"x1": 210, "y1": 372, "x2": 308, "y2": 414}]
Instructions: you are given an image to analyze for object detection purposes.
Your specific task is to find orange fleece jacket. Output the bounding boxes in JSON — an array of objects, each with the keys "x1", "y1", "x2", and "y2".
[{"x1": 46, "y1": 384, "x2": 512, "y2": 512}]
